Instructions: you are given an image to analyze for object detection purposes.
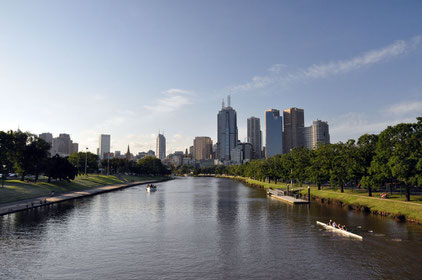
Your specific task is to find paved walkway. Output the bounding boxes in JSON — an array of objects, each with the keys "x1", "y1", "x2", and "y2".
[{"x1": 0, "y1": 179, "x2": 167, "y2": 216}]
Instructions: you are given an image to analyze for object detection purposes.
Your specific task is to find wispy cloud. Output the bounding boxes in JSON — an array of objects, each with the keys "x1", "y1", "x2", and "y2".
[
  {"x1": 231, "y1": 35, "x2": 421, "y2": 93},
  {"x1": 384, "y1": 100, "x2": 422, "y2": 116},
  {"x1": 144, "y1": 88, "x2": 194, "y2": 112},
  {"x1": 329, "y1": 107, "x2": 420, "y2": 143},
  {"x1": 163, "y1": 88, "x2": 193, "y2": 95}
]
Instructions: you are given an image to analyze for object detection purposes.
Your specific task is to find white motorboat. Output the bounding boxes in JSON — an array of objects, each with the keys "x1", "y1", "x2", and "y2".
[
  {"x1": 146, "y1": 184, "x2": 157, "y2": 192},
  {"x1": 316, "y1": 221, "x2": 363, "y2": 240}
]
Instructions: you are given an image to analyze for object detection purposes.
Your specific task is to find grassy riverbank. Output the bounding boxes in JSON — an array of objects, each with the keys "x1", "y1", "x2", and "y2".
[
  {"x1": 218, "y1": 175, "x2": 422, "y2": 224},
  {"x1": 0, "y1": 174, "x2": 167, "y2": 204}
]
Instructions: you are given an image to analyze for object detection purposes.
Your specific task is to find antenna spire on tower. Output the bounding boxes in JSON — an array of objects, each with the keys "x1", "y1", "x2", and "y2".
[
  {"x1": 222, "y1": 98, "x2": 225, "y2": 108},
  {"x1": 227, "y1": 94, "x2": 231, "y2": 107}
]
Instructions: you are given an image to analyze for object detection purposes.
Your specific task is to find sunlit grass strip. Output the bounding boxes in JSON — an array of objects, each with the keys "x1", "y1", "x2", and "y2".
[
  {"x1": 0, "y1": 175, "x2": 125, "y2": 204},
  {"x1": 220, "y1": 175, "x2": 422, "y2": 224}
]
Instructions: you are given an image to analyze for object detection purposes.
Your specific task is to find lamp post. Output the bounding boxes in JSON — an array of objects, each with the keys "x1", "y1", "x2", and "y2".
[
  {"x1": 107, "y1": 153, "x2": 110, "y2": 175},
  {"x1": 84, "y1": 147, "x2": 88, "y2": 176},
  {"x1": 2, "y1": 164, "x2": 6, "y2": 188}
]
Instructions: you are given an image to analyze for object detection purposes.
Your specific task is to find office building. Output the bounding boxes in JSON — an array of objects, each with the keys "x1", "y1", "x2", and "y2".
[
  {"x1": 147, "y1": 150, "x2": 155, "y2": 157},
  {"x1": 71, "y1": 143, "x2": 79, "y2": 154},
  {"x1": 156, "y1": 134, "x2": 166, "y2": 160},
  {"x1": 265, "y1": 109, "x2": 283, "y2": 158},
  {"x1": 52, "y1": 133, "x2": 77, "y2": 157},
  {"x1": 304, "y1": 120, "x2": 330, "y2": 149},
  {"x1": 193, "y1": 136, "x2": 213, "y2": 160},
  {"x1": 231, "y1": 142, "x2": 253, "y2": 164},
  {"x1": 99, "y1": 134, "x2": 111, "y2": 159},
  {"x1": 247, "y1": 117, "x2": 262, "y2": 159},
  {"x1": 283, "y1": 107, "x2": 305, "y2": 153},
  {"x1": 39, "y1": 132, "x2": 53, "y2": 144},
  {"x1": 217, "y1": 95, "x2": 238, "y2": 161},
  {"x1": 39, "y1": 132, "x2": 54, "y2": 155}
]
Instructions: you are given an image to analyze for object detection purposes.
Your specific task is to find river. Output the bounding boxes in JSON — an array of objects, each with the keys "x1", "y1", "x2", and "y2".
[{"x1": 1, "y1": 177, "x2": 421, "y2": 279}]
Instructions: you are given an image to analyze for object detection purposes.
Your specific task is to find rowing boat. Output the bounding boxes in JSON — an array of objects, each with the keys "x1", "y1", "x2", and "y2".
[{"x1": 316, "y1": 221, "x2": 363, "y2": 240}]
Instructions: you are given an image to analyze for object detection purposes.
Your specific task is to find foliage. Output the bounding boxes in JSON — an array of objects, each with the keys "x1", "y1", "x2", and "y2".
[{"x1": 68, "y1": 152, "x2": 99, "y2": 174}]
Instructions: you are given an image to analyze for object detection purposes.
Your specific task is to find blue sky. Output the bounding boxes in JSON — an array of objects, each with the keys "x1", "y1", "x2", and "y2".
[{"x1": 1, "y1": 1, "x2": 421, "y2": 154}]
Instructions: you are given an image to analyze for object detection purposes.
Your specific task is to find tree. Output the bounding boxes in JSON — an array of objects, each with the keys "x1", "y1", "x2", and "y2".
[
  {"x1": 307, "y1": 144, "x2": 332, "y2": 190},
  {"x1": 386, "y1": 119, "x2": 421, "y2": 201},
  {"x1": 357, "y1": 134, "x2": 379, "y2": 196},
  {"x1": 0, "y1": 131, "x2": 14, "y2": 182},
  {"x1": 68, "y1": 152, "x2": 99, "y2": 174},
  {"x1": 329, "y1": 143, "x2": 348, "y2": 193},
  {"x1": 45, "y1": 155, "x2": 78, "y2": 182},
  {"x1": 290, "y1": 147, "x2": 310, "y2": 187}
]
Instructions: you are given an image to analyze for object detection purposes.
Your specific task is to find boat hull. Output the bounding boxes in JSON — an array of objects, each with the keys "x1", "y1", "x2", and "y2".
[{"x1": 316, "y1": 221, "x2": 363, "y2": 240}]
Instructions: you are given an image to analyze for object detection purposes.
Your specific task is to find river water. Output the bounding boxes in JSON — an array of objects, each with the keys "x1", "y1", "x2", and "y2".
[{"x1": 0, "y1": 177, "x2": 421, "y2": 279}]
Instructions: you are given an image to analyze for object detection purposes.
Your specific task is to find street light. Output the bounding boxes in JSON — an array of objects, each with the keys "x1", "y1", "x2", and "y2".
[{"x1": 84, "y1": 147, "x2": 88, "y2": 176}]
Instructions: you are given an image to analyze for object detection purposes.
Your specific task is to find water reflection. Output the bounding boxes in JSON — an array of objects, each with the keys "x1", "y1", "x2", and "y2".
[{"x1": 0, "y1": 177, "x2": 421, "y2": 280}]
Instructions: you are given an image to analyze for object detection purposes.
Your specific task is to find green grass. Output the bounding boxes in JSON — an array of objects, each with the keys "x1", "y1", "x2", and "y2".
[
  {"x1": 298, "y1": 188, "x2": 422, "y2": 223},
  {"x1": 220, "y1": 175, "x2": 422, "y2": 223},
  {"x1": 0, "y1": 174, "x2": 167, "y2": 204}
]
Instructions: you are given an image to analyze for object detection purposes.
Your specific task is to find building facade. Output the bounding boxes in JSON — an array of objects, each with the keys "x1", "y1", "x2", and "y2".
[
  {"x1": 217, "y1": 96, "x2": 238, "y2": 161},
  {"x1": 304, "y1": 120, "x2": 330, "y2": 149},
  {"x1": 247, "y1": 117, "x2": 262, "y2": 159},
  {"x1": 99, "y1": 134, "x2": 111, "y2": 159},
  {"x1": 193, "y1": 136, "x2": 213, "y2": 160},
  {"x1": 49, "y1": 133, "x2": 78, "y2": 157},
  {"x1": 265, "y1": 109, "x2": 283, "y2": 158},
  {"x1": 156, "y1": 134, "x2": 166, "y2": 160},
  {"x1": 283, "y1": 107, "x2": 305, "y2": 153}
]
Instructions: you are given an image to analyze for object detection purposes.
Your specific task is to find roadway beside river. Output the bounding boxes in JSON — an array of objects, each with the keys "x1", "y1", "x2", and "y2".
[
  {"x1": 218, "y1": 175, "x2": 422, "y2": 224},
  {"x1": 0, "y1": 175, "x2": 172, "y2": 216}
]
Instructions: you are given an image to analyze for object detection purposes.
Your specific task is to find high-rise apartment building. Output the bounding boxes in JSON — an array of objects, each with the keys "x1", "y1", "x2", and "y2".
[
  {"x1": 39, "y1": 132, "x2": 53, "y2": 144},
  {"x1": 283, "y1": 107, "x2": 305, "y2": 153},
  {"x1": 265, "y1": 109, "x2": 283, "y2": 158},
  {"x1": 303, "y1": 120, "x2": 330, "y2": 149},
  {"x1": 217, "y1": 95, "x2": 238, "y2": 161},
  {"x1": 99, "y1": 134, "x2": 111, "y2": 159},
  {"x1": 247, "y1": 117, "x2": 262, "y2": 159},
  {"x1": 39, "y1": 132, "x2": 53, "y2": 155},
  {"x1": 193, "y1": 136, "x2": 213, "y2": 160},
  {"x1": 156, "y1": 134, "x2": 166, "y2": 160}
]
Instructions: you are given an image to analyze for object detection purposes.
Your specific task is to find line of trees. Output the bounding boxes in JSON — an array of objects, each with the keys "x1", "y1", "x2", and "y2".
[
  {"x1": 0, "y1": 131, "x2": 171, "y2": 184},
  {"x1": 0, "y1": 131, "x2": 77, "y2": 182},
  {"x1": 68, "y1": 152, "x2": 170, "y2": 176},
  {"x1": 193, "y1": 117, "x2": 422, "y2": 201}
]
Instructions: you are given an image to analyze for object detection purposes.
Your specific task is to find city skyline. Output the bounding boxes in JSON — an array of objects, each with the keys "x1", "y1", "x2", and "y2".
[{"x1": 1, "y1": 1, "x2": 421, "y2": 154}]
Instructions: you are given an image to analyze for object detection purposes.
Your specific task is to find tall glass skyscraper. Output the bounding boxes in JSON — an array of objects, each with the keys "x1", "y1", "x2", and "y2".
[
  {"x1": 283, "y1": 107, "x2": 304, "y2": 153},
  {"x1": 247, "y1": 116, "x2": 262, "y2": 159},
  {"x1": 99, "y1": 134, "x2": 111, "y2": 159},
  {"x1": 217, "y1": 96, "x2": 238, "y2": 161},
  {"x1": 265, "y1": 109, "x2": 283, "y2": 158}
]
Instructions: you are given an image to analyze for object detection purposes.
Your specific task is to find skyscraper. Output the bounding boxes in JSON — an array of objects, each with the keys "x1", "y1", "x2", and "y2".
[
  {"x1": 265, "y1": 109, "x2": 283, "y2": 158},
  {"x1": 99, "y1": 134, "x2": 111, "y2": 159},
  {"x1": 39, "y1": 132, "x2": 53, "y2": 155},
  {"x1": 303, "y1": 120, "x2": 330, "y2": 149},
  {"x1": 193, "y1": 136, "x2": 213, "y2": 160},
  {"x1": 247, "y1": 117, "x2": 262, "y2": 159},
  {"x1": 156, "y1": 134, "x2": 166, "y2": 160},
  {"x1": 217, "y1": 95, "x2": 238, "y2": 161},
  {"x1": 283, "y1": 107, "x2": 305, "y2": 153}
]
